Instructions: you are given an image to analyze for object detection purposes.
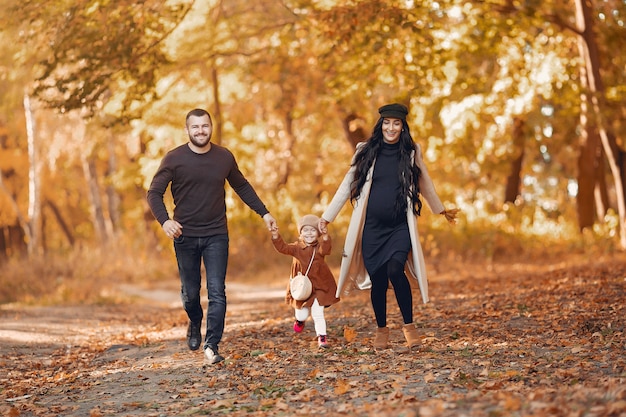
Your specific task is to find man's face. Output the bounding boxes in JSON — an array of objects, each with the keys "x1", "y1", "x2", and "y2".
[{"x1": 186, "y1": 114, "x2": 213, "y2": 148}]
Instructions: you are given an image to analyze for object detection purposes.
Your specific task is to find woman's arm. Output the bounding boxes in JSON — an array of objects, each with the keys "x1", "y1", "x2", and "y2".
[{"x1": 415, "y1": 144, "x2": 459, "y2": 224}]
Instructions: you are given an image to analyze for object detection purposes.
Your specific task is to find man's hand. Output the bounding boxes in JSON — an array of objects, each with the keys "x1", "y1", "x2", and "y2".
[
  {"x1": 162, "y1": 219, "x2": 183, "y2": 239},
  {"x1": 263, "y1": 213, "x2": 277, "y2": 232}
]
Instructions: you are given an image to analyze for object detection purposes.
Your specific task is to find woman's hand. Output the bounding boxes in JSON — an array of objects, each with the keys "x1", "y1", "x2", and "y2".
[
  {"x1": 440, "y1": 208, "x2": 460, "y2": 224},
  {"x1": 318, "y1": 218, "x2": 329, "y2": 234}
]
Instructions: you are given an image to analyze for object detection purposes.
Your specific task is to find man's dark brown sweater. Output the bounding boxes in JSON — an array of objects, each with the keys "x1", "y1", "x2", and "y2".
[{"x1": 147, "y1": 143, "x2": 269, "y2": 237}]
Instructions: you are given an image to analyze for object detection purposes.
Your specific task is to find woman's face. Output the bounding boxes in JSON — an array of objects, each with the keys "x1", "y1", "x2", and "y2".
[{"x1": 382, "y1": 118, "x2": 403, "y2": 144}]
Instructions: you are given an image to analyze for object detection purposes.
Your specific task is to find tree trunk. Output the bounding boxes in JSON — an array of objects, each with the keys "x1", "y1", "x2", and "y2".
[
  {"x1": 0, "y1": 225, "x2": 26, "y2": 258},
  {"x1": 44, "y1": 200, "x2": 75, "y2": 246},
  {"x1": 24, "y1": 93, "x2": 42, "y2": 255},
  {"x1": 81, "y1": 153, "x2": 108, "y2": 243},
  {"x1": 575, "y1": 0, "x2": 626, "y2": 247},
  {"x1": 605, "y1": 130, "x2": 626, "y2": 213},
  {"x1": 504, "y1": 118, "x2": 525, "y2": 204},
  {"x1": 277, "y1": 111, "x2": 296, "y2": 187},
  {"x1": 576, "y1": 107, "x2": 599, "y2": 229},
  {"x1": 210, "y1": 66, "x2": 222, "y2": 145},
  {"x1": 594, "y1": 152, "x2": 609, "y2": 221},
  {"x1": 106, "y1": 133, "x2": 120, "y2": 235},
  {"x1": 0, "y1": 169, "x2": 30, "y2": 255}
]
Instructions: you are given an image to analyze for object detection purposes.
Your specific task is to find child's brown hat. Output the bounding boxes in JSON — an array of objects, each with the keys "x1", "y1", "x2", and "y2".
[{"x1": 298, "y1": 214, "x2": 320, "y2": 233}]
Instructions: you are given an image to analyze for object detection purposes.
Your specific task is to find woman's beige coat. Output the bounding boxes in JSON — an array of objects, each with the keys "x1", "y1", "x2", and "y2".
[{"x1": 322, "y1": 142, "x2": 445, "y2": 303}]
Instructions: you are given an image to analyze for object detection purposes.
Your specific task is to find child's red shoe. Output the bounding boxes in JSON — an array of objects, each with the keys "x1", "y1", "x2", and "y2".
[
  {"x1": 318, "y1": 335, "x2": 328, "y2": 348},
  {"x1": 293, "y1": 320, "x2": 305, "y2": 333}
]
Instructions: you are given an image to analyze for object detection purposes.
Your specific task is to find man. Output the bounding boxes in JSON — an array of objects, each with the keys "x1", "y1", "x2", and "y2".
[{"x1": 147, "y1": 108, "x2": 276, "y2": 364}]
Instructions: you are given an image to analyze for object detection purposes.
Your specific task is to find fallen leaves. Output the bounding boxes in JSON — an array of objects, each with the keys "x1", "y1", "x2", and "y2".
[
  {"x1": 333, "y1": 378, "x2": 350, "y2": 395},
  {"x1": 343, "y1": 325, "x2": 357, "y2": 342},
  {"x1": 1, "y1": 258, "x2": 625, "y2": 416}
]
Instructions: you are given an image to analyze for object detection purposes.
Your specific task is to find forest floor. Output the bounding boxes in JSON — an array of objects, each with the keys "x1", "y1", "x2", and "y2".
[{"x1": 1, "y1": 256, "x2": 625, "y2": 417}]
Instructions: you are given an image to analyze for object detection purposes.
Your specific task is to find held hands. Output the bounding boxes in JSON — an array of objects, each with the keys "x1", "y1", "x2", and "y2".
[
  {"x1": 263, "y1": 213, "x2": 278, "y2": 232},
  {"x1": 264, "y1": 213, "x2": 279, "y2": 239},
  {"x1": 318, "y1": 218, "x2": 329, "y2": 234},
  {"x1": 440, "y1": 208, "x2": 460, "y2": 225}
]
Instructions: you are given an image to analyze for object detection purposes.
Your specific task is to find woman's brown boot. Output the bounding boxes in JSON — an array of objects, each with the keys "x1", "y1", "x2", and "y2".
[
  {"x1": 402, "y1": 323, "x2": 420, "y2": 351},
  {"x1": 373, "y1": 327, "x2": 389, "y2": 349}
]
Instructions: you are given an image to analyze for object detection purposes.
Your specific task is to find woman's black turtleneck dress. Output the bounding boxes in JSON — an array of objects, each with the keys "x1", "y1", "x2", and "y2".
[{"x1": 361, "y1": 141, "x2": 411, "y2": 276}]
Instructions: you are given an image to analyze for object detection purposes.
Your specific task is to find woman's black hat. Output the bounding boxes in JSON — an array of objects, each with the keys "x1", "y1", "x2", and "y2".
[{"x1": 378, "y1": 103, "x2": 408, "y2": 120}]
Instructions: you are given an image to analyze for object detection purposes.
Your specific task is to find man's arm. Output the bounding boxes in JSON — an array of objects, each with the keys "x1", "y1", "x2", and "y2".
[
  {"x1": 226, "y1": 158, "x2": 275, "y2": 230},
  {"x1": 147, "y1": 167, "x2": 172, "y2": 226}
]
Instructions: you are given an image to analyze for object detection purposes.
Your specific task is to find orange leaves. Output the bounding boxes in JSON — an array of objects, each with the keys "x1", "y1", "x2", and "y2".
[
  {"x1": 343, "y1": 325, "x2": 358, "y2": 343},
  {"x1": 7, "y1": 408, "x2": 20, "y2": 417},
  {"x1": 292, "y1": 387, "x2": 319, "y2": 401},
  {"x1": 333, "y1": 378, "x2": 350, "y2": 395},
  {"x1": 423, "y1": 372, "x2": 437, "y2": 383},
  {"x1": 3, "y1": 258, "x2": 626, "y2": 416}
]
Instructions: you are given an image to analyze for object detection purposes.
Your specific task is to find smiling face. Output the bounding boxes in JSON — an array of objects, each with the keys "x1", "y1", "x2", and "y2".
[
  {"x1": 300, "y1": 225, "x2": 319, "y2": 245},
  {"x1": 382, "y1": 117, "x2": 403, "y2": 144},
  {"x1": 185, "y1": 114, "x2": 213, "y2": 152}
]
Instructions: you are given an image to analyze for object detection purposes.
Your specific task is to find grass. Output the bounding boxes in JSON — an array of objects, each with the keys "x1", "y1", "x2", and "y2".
[{"x1": 0, "y1": 214, "x2": 620, "y2": 306}]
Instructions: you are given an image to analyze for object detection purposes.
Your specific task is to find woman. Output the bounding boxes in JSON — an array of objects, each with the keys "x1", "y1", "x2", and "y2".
[{"x1": 319, "y1": 103, "x2": 458, "y2": 351}]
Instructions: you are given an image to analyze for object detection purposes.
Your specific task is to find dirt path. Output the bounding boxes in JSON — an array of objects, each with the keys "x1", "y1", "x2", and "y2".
[{"x1": 1, "y1": 259, "x2": 625, "y2": 417}]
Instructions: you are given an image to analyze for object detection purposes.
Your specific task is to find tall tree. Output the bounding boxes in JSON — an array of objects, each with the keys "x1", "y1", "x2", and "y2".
[
  {"x1": 570, "y1": 0, "x2": 626, "y2": 246},
  {"x1": 23, "y1": 94, "x2": 41, "y2": 255}
]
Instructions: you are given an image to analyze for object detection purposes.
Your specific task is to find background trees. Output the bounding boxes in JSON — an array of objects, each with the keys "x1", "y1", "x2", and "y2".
[{"x1": 1, "y1": 0, "x2": 624, "y2": 273}]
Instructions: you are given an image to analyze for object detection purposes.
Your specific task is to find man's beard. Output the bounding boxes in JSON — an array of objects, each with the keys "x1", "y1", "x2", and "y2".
[{"x1": 189, "y1": 132, "x2": 211, "y2": 148}]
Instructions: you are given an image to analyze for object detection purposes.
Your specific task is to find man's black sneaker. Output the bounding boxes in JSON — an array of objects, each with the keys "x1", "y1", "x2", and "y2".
[{"x1": 187, "y1": 321, "x2": 202, "y2": 351}]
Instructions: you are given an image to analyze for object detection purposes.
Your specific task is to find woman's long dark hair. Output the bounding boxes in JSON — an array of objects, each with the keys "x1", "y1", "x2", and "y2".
[{"x1": 349, "y1": 118, "x2": 423, "y2": 219}]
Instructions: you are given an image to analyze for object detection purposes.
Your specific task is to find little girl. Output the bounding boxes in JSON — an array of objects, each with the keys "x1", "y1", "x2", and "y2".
[{"x1": 271, "y1": 214, "x2": 340, "y2": 348}]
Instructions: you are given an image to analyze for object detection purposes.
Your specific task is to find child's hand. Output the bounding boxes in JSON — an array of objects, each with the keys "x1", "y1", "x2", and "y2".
[{"x1": 270, "y1": 224, "x2": 279, "y2": 239}]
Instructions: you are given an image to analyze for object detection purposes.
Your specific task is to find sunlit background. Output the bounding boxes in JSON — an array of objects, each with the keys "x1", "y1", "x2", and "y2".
[{"x1": 0, "y1": 0, "x2": 625, "y2": 303}]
